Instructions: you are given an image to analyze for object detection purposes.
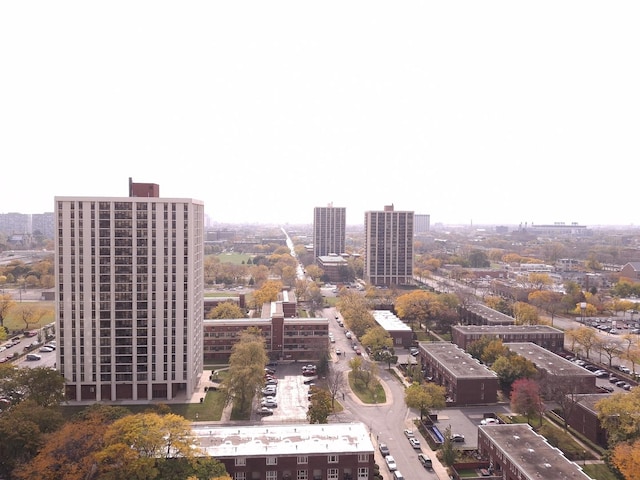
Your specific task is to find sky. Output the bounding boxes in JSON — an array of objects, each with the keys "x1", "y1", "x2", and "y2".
[{"x1": 1, "y1": 2, "x2": 639, "y2": 227}]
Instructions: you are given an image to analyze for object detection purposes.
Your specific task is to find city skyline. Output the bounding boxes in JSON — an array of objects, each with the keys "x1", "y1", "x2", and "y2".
[{"x1": 1, "y1": 2, "x2": 639, "y2": 227}]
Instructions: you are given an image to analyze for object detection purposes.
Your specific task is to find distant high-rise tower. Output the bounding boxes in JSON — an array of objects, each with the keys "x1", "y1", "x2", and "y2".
[
  {"x1": 364, "y1": 205, "x2": 414, "y2": 286},
  {"x1": 313, "y1": 204, "x2": 346, "y2": 259},
  {"x1": 414, "y1": 214, "x2": 431, "y2": 234},
  {"x1": 55, "y1": 180, "x2": 204, "y2": 402}
]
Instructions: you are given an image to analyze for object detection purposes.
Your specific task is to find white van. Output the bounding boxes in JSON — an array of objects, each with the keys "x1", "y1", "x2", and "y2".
[{"x1": 393, "y1": 470, "x2": 404, "y2": 480}]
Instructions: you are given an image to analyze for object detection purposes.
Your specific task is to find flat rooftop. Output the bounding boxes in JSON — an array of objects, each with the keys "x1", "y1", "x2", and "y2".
[
  {"x1": 373, "y1": 310, "x2": 412, "y2": 332},
  {"x1": 452, "y1": 324, "x2": 563, "y2": 335},
  {"x1": 420, "y1": 342, "x2": 497, "y2": 379},
  {"x1": 464, "y1": 304, "x2": 515, "y2": 324},
  {"x1": 479, "y1": 424, "x2": 590, "y2": 479},
  {"x1": 504, "y1": 343, "x2": 593, "y2": 377},
  {"x1": 192, "y1": 422, "x2": 374, "y2": 457}
]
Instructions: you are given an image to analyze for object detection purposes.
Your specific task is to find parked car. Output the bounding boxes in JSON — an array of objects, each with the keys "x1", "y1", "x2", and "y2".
[
  {"x1": 256, "y1": 407, "x2": 274, "y2": 416},
  {"x1": 261, "y1": 399, "x2": 278, "y2": 408},
  {"x1": 379, "y1": 443, "x2": 390, "y2": 456},
  {"x1": 410, "y1": 347, "x2": 419, "y2": 356},
  {"x1": 452, "y1": 433, "x2": 465, "y2": 442},
  {"x1": 303, "y1": 377, "x2": 317, "y2": 385},
  {"x1": 417, "y1": 453, "x2": 433, "y2": 470},
  {"x1": 39, "y1": 346, "x2": 54, "y2": 353},
  {"x1": 481, "y1": 417, "x2": 499, "y2": 425},
  {"x1": 335, "y1": 349, "x2": 342, "y2": 356},
  {"x1": 409, "y1": 437, "x2": 421, "y2": 449},
  {"x1": 385, "y1": 455, "x2": 397, "y2": 471},
  {"x1": 26, "y1": 354, "x2": 42, "y2": 361},
  {"x1": 403, "y1": 429, "x2": 414, "y2": 438}
]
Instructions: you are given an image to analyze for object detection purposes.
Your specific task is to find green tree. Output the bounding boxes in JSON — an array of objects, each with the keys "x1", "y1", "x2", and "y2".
[
  {"x1": 439, "y1": 426, "x2": 458, "y2": 467},
  {"x1": 307, "y1": 388, "x2": 333, "y2": 424},
  {"x1": 491, "y1": 354, "x2": 537, "y2": 389},
  {"x1": 360, "y1": 326, "x2": 393, "y2": 358},
  {"x1": 404, "y1": 382, "x2": 446, "y2": 420},
  {"x1": 222, "y1": 327, "x2": 268, "y2": 415}
]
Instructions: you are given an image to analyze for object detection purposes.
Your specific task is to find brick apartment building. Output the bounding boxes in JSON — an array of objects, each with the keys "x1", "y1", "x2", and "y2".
[
  {"x1": 418, "y1": 342, "x2": 499, "y2": 406},
  {"x1": 197, "y1": 423, "x2": 375, "y2": 480}
]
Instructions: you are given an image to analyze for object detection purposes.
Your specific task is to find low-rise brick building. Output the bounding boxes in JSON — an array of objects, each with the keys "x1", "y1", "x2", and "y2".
[
  {"x1": 195, "y1": 423, "x2": 375, "y2": 480},
  {"x1": 451, "y1": 325, "x2": 564, "y2": 352},
  {"x1": 458, "y1": 304, "x2": 515, "y2": 326},
  {"x1": 418, "y1": 342, "x2": 499, "y2": 406},
  {"x1": 477, "y1": 424, "x2": 590, "y2": 480},
  {"x1": 372, "y1": 310, "x2": 414, "y2": 349},
  {"x1": 504, "y1": 342, "x2": 597, "y2": 394},
  {"x1": 564, "y1": 393, "x2": 612, "y2": 448}
]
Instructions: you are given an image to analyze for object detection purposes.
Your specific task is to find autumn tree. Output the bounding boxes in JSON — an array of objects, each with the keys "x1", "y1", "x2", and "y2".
[
  {"x1": 596, "y1": 389, "x2": 640, "y2": 445},
  {"x1": 206, "y1": 301, "x2": 246, "y2": 320},
  {"x1": 0, "y1": 293, "x2": 15, "y2": 329},
  {"x1": 528, "y1": 290, "x2": 564, "y2": 326},
  {"x1": 14, "y1": 304, "x2": 49, "y2": 331},
  {"x1": 572, "y1": 326, "x2": 598, "y2": 360},
  {"x1": 395, "y1": 290, "x2": 439, "y2": 330},
  {"x1": 513, "y1": 301, "x2": 539, "y2": 325},
  {"x1": 307, "y1": 387, "x2": 333, "y2": 424},
  {"x1": 480, "y1": 339, "x2": 508, "y2": 366},
  {"x1": 404, "y1": 382, "x2": 446, "y2": 420},
  {"x1": 466, "y1": 336, "x2": 493, "y2": 362},
  {"x1": 360, "y1": 326, "x2": 393, "y2": 359},
  {"x1": 222, "y1": 327, "x2": 268, "y2": 415},
  {"x1": 251, "y1": 280, "x2": 283, "y2": 309},
  {"x1": 510, "y1": 378, "x2": 544, "y2": 425},
  {"x1": 610, "y1": 439, "x2": 640, "y2": 479}
]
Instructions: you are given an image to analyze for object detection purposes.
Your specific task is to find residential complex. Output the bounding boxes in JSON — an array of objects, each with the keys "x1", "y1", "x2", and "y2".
[
  {"x1": 451, "y1": 324, "x2": 564, "y2": 351},
  {"x1": 363, "y1": 205, "x2": 414, "y2": 286},
  {"x1": 313, "y1": 204, "x2": 346, "y2": 259},
  {"x1": 55, "y1": 181, "x2": 205, "y2": 401},
  {"x1": 196, "y1": 423, "x2": 375, "y2": 480}
]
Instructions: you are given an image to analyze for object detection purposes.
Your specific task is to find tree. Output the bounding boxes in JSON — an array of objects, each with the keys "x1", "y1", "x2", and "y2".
[
  {"x1": 439, "y1": 426, "x2": 458, "y2": 467},
  {"x1": 0, "y1": 293, "x2": 15, "y2": 329},
  {"x1": 528, "y1": 290, "x2": 564, "y2": 326},
  {"x1": 97, "y1": 412, "x2": 197, "y2": 478},
  {"x1": 395, "y1": 290, "x2": 438, "y2": 330},
  {"x1": 404, "y1": 382, "x2": 446, "y2": 420},
  {"x1": 206, "y1": 301, "x2": 246, "y2": 319},
  {"x1": 572, "y1": 326, "x2": 598, "y2": 360},
  {"x1": 513, "y1": 301, "x2": 539, "y2": 325},
  {"x1": 324, "y1": 368, "x2": 346, "y2": 410},
  {"x1": 611, "y1": 439, "x2": 640, "y2": 479},
  {"x1": 14, "y1": 304, "x2": 49, "y2": 331},
  {"x1": 466, "y1": 336, "x2": 493, "y2": 362},
  {"x1": 596, "y1": 389, "x2": 640, "y2": 445},
  {"x1": 360, "y1": 326, "x2": 393, "y2": 359},
  {"x1": 307, "y1": 387, "x2": 333, "y2": 424},
  {"x1": 480, "y1": 339, "x2": 508, "y2": 366},
  {"x1": 491, "y1": 354, "x2": 537, "y2": 390},
  {"x1": 222, "y1": 327, "x2": 268, "y2": 415},
  {"x1": 251, "y1": 280, "x2": 283, "y2": 309},
  {"x1": 510, "y1": 378, "x2": 544, "y2": 425}
]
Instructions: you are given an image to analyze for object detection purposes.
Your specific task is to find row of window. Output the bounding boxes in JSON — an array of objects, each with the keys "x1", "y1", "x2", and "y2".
[
  {"x1": 233, "y1": 469, "x2": 368, "y2": 480},
  {"x1": 236, "y1": 454, "x2": 369, "y2": 466}
]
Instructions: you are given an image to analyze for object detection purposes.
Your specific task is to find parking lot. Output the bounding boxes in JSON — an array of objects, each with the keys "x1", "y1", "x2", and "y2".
[{"x1": 252, "y1": 362, "x2": 318, "y2": 422}]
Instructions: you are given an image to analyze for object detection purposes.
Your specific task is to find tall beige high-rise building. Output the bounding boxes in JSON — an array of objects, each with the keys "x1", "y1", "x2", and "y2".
[
  {"x1": 364, "y1": 205, "x2": 414, "y2": 286},
  {"x1": 313, "y1": 204, "x2": 346, "y2": 259},
  {"x1": 55, "y1": 181, "x2": 204, "y2": 402}
]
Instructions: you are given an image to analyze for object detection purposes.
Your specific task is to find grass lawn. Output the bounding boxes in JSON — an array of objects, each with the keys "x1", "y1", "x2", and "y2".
[
  {"x1": 582, "y1": 463, "x2": 619, "y2": 480},
  {"x1": 3, "y1": 301, "x2": 55, "y2": 332},
  {"x1": 213, "y1": 253, "x2": 253, "y2": 265},
  {"x1": 59, "y1": 389, "x2": 226, "y2": 422},
  {"x1": 348, "y1": 371, "x2": 386, "y2": 404}
]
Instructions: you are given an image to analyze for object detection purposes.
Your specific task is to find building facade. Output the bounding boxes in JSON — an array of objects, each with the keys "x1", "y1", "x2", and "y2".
[
  {"x1": 196, "y1": 423, "x2": 375, "y2": 480},
  {"x1": 364, "y1": 205, "x2": 414, "y2": 286},
  {"x1": 477, "y1": 424, "x2": 590, "y2": 480},
  {"x1": 55, "y1": 184, "x2": 205, "y2": 402},
  {"x1": 451, "y1": 325, "x2": 564, "y2": 352},
  {"x1": 418, "y1": 342, "x2": 499, "y2": 406},
  {"x1": 313, "y1": 205, "x2": 346, "y2": 259}
]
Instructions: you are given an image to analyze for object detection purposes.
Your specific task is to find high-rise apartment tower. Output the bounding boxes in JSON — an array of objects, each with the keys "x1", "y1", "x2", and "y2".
[
  {"x1": 313, "y1": 204, "x2": 346, "y2": 259},
  {"x1": 364, "y1": 205, "x2": 414, "y2": 286},
  {"x1": 55, "y1": 181, "x2": 204, "y2": 402}
]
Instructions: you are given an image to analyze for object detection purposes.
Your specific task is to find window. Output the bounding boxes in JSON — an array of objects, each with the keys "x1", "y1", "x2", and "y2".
[
  {"x1": 266, "y1": 472, "x2": 277, "y2": 480},
  {"x1": 357, "y1": 468, "x2": 368, "y2": 480},
  {"x1": 358, "y1": 453, "x2": 369, "y2": 462},
  {"x1": 235, "y1": 457, "x2": 246, "y2": 466},
  {"x1": 327, "y1": 469, "x2": 338, "y2": 480},
  {"x1": 297, "y1": 470, "x2": 308, "y2": 480},
  {"x1": 328, "y1": 455, "x2": 339, "y2": 464},
  {"x1": 235, "y1": 473, "x2": 246, "y2": 480},
  {"x1": 297, "y1": 456, "x2": 308, "y2": 464},
  {"x1": 266, "y1": 457, "x2": 278, "y2": 465}
]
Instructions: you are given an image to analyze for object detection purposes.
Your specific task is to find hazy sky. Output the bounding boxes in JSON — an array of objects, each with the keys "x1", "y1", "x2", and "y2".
[{"x1": 1, "y1": 2, "x2": 638, "y2": 227}]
